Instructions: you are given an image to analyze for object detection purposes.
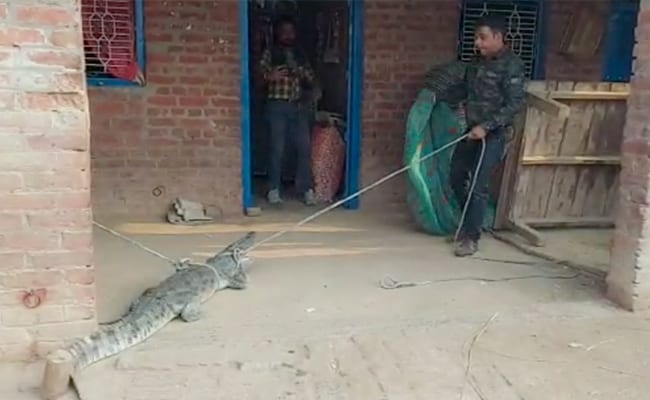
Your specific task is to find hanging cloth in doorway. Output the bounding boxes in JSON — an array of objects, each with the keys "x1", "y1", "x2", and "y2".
[
  {"x1": 323, "y1": 11, "x2": 341, "y2": 64},
  {"x1": 403, "y1": 89, "x2": 496, "y2": 235},
  {"x1": 311, "y1": 119, "x2": 346, "y2": 203}
]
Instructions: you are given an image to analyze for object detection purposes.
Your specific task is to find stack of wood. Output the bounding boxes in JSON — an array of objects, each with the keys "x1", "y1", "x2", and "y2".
[{"x1": 166, "y1": 198, "x2": 222, "y2": 225}]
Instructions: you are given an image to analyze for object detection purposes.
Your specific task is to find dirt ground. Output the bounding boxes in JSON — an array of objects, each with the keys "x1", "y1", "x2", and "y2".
[{"x1": 3, "y1": 208, "x2": 650, "y2": 400}]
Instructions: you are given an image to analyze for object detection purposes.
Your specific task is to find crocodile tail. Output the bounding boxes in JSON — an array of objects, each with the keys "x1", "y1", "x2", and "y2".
[{"x1": 63, "y1": 305, "x2": 176, "y2": 371}]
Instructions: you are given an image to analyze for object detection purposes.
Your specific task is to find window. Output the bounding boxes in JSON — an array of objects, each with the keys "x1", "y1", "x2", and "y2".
[
  {"x1": 458, "y1": 0, "x2": 544, "y2": 79},
  {"x1": 81, "y1": 0, "x2": 145, "y2": 86}
]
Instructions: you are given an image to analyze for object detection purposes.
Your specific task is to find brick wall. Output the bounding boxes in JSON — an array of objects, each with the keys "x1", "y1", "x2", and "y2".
[
  {"x1": 544, "y1": 0, "x2": 606, "y2": 81},
  {"x1": 88, "y1": 0, "x2": 608, "y2": 216},
  {"x1": 606, "y1": 0, "x2": 650, "y2": 311},
  {"x1": 359, "y1": 0, "x2": 459, "y2": 208},
  {"x1": 89, "y1": 1, "x2": 241, "y2": 218},
  {"x1": 0, "y1": 1, "x2": 95, "y2": 361}
]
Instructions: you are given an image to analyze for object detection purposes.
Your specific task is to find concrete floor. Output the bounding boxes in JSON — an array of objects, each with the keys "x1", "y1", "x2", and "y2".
[
  {"x1": 496, "y1": 227, "x2": 613, "y2": 275},
  {"x1": 4, "y1": 208, "x2": 650, "y2": 400}
]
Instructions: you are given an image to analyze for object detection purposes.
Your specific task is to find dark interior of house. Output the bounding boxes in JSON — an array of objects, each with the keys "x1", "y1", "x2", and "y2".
[{"x1": 248, "y1": 0, "x2": 350, "y2": 206}]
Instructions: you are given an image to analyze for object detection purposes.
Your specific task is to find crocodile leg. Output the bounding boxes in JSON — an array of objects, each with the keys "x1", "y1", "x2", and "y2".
[{"x1": 180, "y1": 302, "x2": 203, "y2": 322}]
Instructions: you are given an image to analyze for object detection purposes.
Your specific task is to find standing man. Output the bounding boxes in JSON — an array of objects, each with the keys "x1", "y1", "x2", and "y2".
[
  {"x1": 259, "y1": 16, "x2": 317, "y2": 206},
  {"x1": 450, "y1": 15, "x2": 526, "y2": 256}
]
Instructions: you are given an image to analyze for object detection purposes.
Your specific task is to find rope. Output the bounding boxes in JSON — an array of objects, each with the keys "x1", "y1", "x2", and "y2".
[
  {"x1": 379, "y1": 272, "x2": 580, "y2": 290},
  {"x1": 245, "y1": 133, "x2": 472, "y2": 253},
  {"x1": 92, "y1": 221, "x2": 175, "y2": 264},
  {"x1": 453, "y1": 137, "x2": 486, "y2": 242}
]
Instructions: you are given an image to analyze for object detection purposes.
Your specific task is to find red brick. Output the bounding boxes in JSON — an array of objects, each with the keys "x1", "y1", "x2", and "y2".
[
  {"x1": 0, "y1": 290, "x2": 24, "y2": 306},
  {"x1": 2, "y1": 270, "x2": 63, "y2": 288},
  {"x1": 30, "y1": 250, "x2": 93, "y2": 269},
  {"x1": 179, "y1": 96, "x2": 209, "y2": 107},
  {"x1": 25, "y1": 133, "x2": 88, "y2": 152},
  {"x1": 1, "y1": 231, "x2": 60, "y2": 251},
  {"x1": 31, "y1": 320, "x2": 96, "y2": 342},
  {"x1": 0, "y1": 89, "x2": 15, "y2": 108},
  {"x1": 0, "y1": 28, "x2": 44, "y2": 46},
  {"x1": 0, "y1": 173, "x2": 22, "y2": 192},
  {"x1": 147, "y1": 96, "x2": 178, "y2": 106},
  {"x1": 0, "y1": 193, "x2": 58, "y2": 211},
  {"x1": 63, "y1": 305, "x2": 95, "y2": 321},
  {"x1": 46, "y1": 284, "x2": 95, "y2": 306},
  {"x1": 1, "y1": 305, "x2": 65, "y2": 327},
  {"x1": 21, "y1": 92, "x2": 86, "y2": 110},
  {"x1": 22, "y1": 171, "x2": 87, "y2": 191},
  {"x1": 0, "y1": 212, "x2": 25, "y2": 232},
  {"x1": 63, "y1": 267, "x2": 94, "y2": 285},
  {"x1": 0, "y1": 111, "x2": 52, "y2": 130},
  {"x1": 0, "y1": 252, "x2": 25, "y2": 270},
  {"x1": 49, "y1": 29, "x2": 82, "y2": 48},
  {"x1": 26, "y1": 50, "x2": 81, "y2": 69},
  {"x1": 15, "y1": 6, "x2": 76, "y2": 27},
  {"x1": 48, "y1": 72, "x2": 84, "y2": 92},
  {"x1": 61, "y1": 231, "x2": 92, "y2": 250}
]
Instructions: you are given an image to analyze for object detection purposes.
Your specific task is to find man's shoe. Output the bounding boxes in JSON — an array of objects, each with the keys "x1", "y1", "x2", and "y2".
[
  {"x1": 267, "y1": 189, "x2": 283, "y2": 205},
  {"x1": 454, "y1": 238, "x2": 478, "y2": 257},
  {"x1": 303, "y1": 189, "x2": 316, "y2": 206}
]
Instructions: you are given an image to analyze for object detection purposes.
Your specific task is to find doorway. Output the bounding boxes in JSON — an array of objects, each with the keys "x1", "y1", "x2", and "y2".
[{"x1": 239, "y1": 0, "x2": 363, "y2": 212}]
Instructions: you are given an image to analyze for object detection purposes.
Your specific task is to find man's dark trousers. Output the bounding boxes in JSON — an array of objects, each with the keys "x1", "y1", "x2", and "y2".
[
  {"x1": 449, "y1": 132, "x2": 506, "y2": 241},
  {"x1": 265, "y1": 100, "x2": 312, "y2": 194}
]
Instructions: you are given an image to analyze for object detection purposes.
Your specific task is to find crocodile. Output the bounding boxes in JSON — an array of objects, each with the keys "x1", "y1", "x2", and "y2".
[{"x1": 45, "y1": 231, "x2": 256, "y2": 378}]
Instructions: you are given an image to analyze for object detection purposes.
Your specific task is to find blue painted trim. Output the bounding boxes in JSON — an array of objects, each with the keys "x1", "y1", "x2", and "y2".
[
  {"x1": 135, "y1": 0, "x2": 146, "y2": 76},
  {"x1": 87, "y1": 0, "x2": 146, "y2": 87},
  {"x1": 533, "y1": 0, "x2": 547, "y2": 79},
  {"x1": 239, "y1": 0, "x2": 253, "y2": 210},
  {"x1": 343, "y1": 0, "x2": 364, "y2": 210},
  {"x1": 602, "y1": 0, "x2": 639, "y2": 82}
]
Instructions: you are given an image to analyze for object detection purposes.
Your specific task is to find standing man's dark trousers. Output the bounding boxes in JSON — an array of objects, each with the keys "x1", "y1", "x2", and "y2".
[
  {"x1": 449, "y1": 133, "x2": 506, "y2": 243},
  {"x1": 265, "y1": 99, "x2": 313, "y2": 204}
]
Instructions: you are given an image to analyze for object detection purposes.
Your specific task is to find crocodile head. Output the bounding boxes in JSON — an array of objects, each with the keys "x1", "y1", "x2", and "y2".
[{"x1": 206, "y1": 231, "x2": 256, "y2": 290}]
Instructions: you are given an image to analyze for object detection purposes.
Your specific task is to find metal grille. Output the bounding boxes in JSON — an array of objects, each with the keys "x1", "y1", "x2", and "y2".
[
  {"x1": 459, "y1": 0, "x2": 541, "y2": 78},
  {"x1": 81, "y1": 0, "x2": 136, "y2": 79}
]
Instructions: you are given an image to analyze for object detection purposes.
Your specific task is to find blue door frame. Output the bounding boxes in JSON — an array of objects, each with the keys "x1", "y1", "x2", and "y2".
[
  {"x1": 602, "y1": 0, "x2": 639, "y2": 82},
  {"x1": 238, "y1": 0, "x2": 364, "y2": 212}
]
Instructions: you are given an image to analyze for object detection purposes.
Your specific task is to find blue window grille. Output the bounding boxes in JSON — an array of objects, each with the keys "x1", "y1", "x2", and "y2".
[
  {"x1": 81, "y1": 0, "x2": 146, "y2": 87},
  {"x1": 602, "y1": 0, "x2": 639, "y2": 82},
  {"x1": 458, "y1": 0, "x2": 545, "y2": 79}
]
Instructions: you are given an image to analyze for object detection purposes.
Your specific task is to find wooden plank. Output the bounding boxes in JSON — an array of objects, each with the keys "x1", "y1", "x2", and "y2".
[
  {"x1": 550, "y1": 91, "x2": 628, "y2": 100},
  {"x1": 507, "y1": 218, "x2": 545, "y2": 247},
  {"x1": 494, "y1": 109, "x2": 527, "y2": 230},
  {"x1": 589, "y1": 100, "x2": 626, "y2": 156},
  {"x1": 603, "y1": 170, "x2": 620, "y2": 217},
  {"x1": 503, "y1": 80, "x2": 624, "y2": 236},
  {"x1": 522, "y1": 216, "x2": 614, "y2": 228},
  {"x1": 526, "y1": 80, "x2": 548, "y2": 92},
  {"x1": 521, "y1": 155, "x2": 621, "y2": 165},
  {"x1": 533, "y1": 82, "x2": 576, "y2": 220},
  {"x1": 516, "y1": 166, "x2": 556, "y2": 219},
  {"x1": 567, "y1": 84, "x2": 616, "y2": 219},
  {"x1": 522, "y1": 107, "x2": 546, "y2": 157},
  {"x1": 526, "y1": 91, "x2": 571, "y2": 120},
  {"x1": 545, "y1": 165, "x2": 583, "y2": 219}
]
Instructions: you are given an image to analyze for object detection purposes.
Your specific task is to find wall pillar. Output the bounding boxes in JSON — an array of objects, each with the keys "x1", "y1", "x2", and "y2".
[
  {"x1": 607, "y1": 0, "x2": 650, "y2": 311},
  {"x1": 0, "y1": 0, "x2": 95, "y2": 361}
]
